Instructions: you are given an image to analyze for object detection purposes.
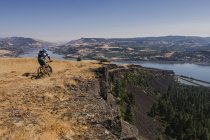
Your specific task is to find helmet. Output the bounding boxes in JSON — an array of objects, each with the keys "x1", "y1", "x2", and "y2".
[{"x1": 42, "y1": 48, "x2": 47, "y2": 53}]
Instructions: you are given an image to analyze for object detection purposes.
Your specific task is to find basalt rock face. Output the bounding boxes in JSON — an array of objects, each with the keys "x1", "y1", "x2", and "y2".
[
  {"x1": 63, "y1": 64, "x2": 140, "y2": 139},
  {"x1": 66, "y1": 78, "x2": 121, "y2": 139},
  {"x1": 69, "y1": 80, "x2": 138, "y2": 139},
  {"x1": 66, "y1": 63, "x2": 174, "y2": 139}
]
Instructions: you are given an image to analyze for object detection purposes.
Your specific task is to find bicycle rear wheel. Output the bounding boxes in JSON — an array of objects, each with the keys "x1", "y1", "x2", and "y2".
[{"x1": 37, "y1": 66, "x2": 45, "y2": 76}]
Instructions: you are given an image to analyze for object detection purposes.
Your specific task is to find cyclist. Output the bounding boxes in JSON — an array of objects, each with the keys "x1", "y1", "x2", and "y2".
[{"x1": 38, "y1": 49, "x2": 52, "y2": 67}]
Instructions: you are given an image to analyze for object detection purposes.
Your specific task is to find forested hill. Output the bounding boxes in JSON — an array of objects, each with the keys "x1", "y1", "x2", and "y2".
[{"x1": 150, "y1": 84, "x2": 210, "y2": 139}]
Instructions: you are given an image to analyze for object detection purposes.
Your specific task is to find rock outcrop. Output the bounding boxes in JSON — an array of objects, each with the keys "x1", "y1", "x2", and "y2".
[
  {"x1": 91, "y1": 63, "x2": 174, "y2": 139},
  {"x1": 65, "y1": 69, "x2": 139, "y2": 139}
]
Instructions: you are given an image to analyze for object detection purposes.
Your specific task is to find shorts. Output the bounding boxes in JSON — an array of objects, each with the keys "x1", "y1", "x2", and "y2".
[{"x1": 38, "y1": 58, "x2": 46, "y2": 66}]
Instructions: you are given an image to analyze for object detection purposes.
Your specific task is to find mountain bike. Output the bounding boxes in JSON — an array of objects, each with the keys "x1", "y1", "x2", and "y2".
[{"x1": 37, "y1": 61, "x2": 53, "y2": 77}]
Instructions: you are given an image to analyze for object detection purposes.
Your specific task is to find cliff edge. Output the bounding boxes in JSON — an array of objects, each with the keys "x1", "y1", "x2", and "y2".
[{"x1": 0, "y1": 58, "x2": 140, "y2": 140}]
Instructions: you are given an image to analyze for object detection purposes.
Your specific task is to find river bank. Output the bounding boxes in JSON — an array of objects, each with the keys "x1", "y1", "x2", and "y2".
[{"x1": 114, "y1": 61, "x2": 210, "y2": 84}]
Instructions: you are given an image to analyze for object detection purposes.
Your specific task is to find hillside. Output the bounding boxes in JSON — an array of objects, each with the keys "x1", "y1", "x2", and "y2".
[
  {"x1": 0, "y1": 37, "x2": 53, "y2": 57},
  {"x1": 51, "y1": 36, "x2": 210, "y2": 63},
  {"x1": 1, "y1": 36, "x2": 210, "y2": 63}
]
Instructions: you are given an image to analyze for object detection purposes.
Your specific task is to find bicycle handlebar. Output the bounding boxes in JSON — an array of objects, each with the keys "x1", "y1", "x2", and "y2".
[{"x1": 46, "y1": 60, "x2": 52, "y2": 63}]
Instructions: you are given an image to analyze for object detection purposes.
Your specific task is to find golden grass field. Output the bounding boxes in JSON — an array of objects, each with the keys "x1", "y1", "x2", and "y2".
[{"x1": 0, "y1": 58, "x2": 101, "y2": 140}]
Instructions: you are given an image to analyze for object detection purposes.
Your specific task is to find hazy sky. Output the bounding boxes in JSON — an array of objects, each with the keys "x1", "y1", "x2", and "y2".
[{"x1": 0, "y1": 0, "x2": 210, "y2": 42}]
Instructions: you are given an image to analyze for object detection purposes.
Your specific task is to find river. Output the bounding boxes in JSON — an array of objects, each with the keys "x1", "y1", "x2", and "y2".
[
  {"x1": 19, "y1": 49, "x2": 65, "y2": 60},
  {"x1": 115, "y1": 61, "x2": 210, "y2": 83}
]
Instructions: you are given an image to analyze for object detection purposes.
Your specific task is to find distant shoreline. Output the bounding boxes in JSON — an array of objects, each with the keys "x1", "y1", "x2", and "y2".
[
  {"x1": 1, "y1": 50, "x2": 210, "y2": 66},
  {"x1": 111, "y1": 59, "x2": 210, "y2": 66}
]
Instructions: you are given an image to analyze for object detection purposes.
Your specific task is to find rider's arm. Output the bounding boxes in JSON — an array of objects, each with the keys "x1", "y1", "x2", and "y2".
[
  {"x1": 47, "y1": 54, "x2": 52, "y2": 61},
  {"x1": 44, "y1": 53, "x2": 52, "y2": 61},
  {"x1": 47, "y1": 54, "x2": 50, "y2": 60}
]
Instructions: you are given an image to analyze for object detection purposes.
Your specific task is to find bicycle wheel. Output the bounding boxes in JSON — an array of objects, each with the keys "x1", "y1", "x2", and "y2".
[
  {"x1": 37, "y1": 66, "x2": 45, "y2": 76},
  {"x1": 45, "y1": 65, "x2": 53, "y2": 76}
]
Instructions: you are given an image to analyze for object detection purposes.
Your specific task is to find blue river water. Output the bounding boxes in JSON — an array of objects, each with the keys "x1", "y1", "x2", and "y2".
[
  {"x1": 115, "y1": 61, "x2": 210, "y2": 83},
  {"x1": 19, "y1": 49, "x2": 64, "y2": 60}
]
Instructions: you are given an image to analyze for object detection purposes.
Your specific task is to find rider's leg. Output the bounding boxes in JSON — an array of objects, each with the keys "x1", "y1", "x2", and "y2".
[{"x1": 38, "y1": 58, "x2": 48, "y2": 75}]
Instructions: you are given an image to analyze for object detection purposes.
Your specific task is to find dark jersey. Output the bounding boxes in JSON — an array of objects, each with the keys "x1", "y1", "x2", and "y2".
[{"x1": 38, "y1": 51, "x2": 49, "y2": 59}]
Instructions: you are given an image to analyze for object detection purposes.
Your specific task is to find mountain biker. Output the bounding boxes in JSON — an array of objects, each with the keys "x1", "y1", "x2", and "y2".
[{"x1": 38, "y1": 49, "x2": 52, "y2": 67}]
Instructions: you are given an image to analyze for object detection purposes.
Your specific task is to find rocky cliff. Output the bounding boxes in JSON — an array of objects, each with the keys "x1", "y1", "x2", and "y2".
[
  {"x1": 94, "y1": 63, "x2": 174, "y2": 140},
  {"x1": 0, "y1": 58, "x2": 174, "y2": 140}
]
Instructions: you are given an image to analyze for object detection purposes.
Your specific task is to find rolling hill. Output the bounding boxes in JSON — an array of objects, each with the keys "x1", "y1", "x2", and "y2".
[
  {"x1": 51, "y1": 36, "x2": 210, "y2": 63},
  {"x1": 0, "y1": 37, "x2": 53, "y2": 57}
]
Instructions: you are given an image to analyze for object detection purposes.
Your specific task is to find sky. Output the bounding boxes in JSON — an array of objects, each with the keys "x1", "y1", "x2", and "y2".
[{"x1": 0, "y1": 0, "x2": 210, "y2": 42}]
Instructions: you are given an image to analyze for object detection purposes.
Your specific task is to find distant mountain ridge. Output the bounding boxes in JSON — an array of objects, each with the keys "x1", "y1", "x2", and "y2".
[
  {"x1": 51, "y1": 36, "x2": 210, "y2": 63},
  {"x1": 0, "y1": 37, "x2": 53, "y2": 48},
  {"x1": 66, "y1": 36, "x2": 210, "y2": 47},
  {"x1": 1, "y1": 36, "x2": 210, "y2": 62},
  {"x1": 0, "y1": 37, "x2": 54, "y2": 57}
]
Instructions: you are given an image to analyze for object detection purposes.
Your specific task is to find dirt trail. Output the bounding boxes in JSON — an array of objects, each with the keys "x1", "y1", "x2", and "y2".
[{"x1": 0, "y1": 58, "x2": 101, "y2": 140}]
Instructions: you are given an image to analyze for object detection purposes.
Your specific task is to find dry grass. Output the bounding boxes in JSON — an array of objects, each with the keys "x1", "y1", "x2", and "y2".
[{"x1": 0, "y1": 58, "x2": 101, "y2": 140}]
